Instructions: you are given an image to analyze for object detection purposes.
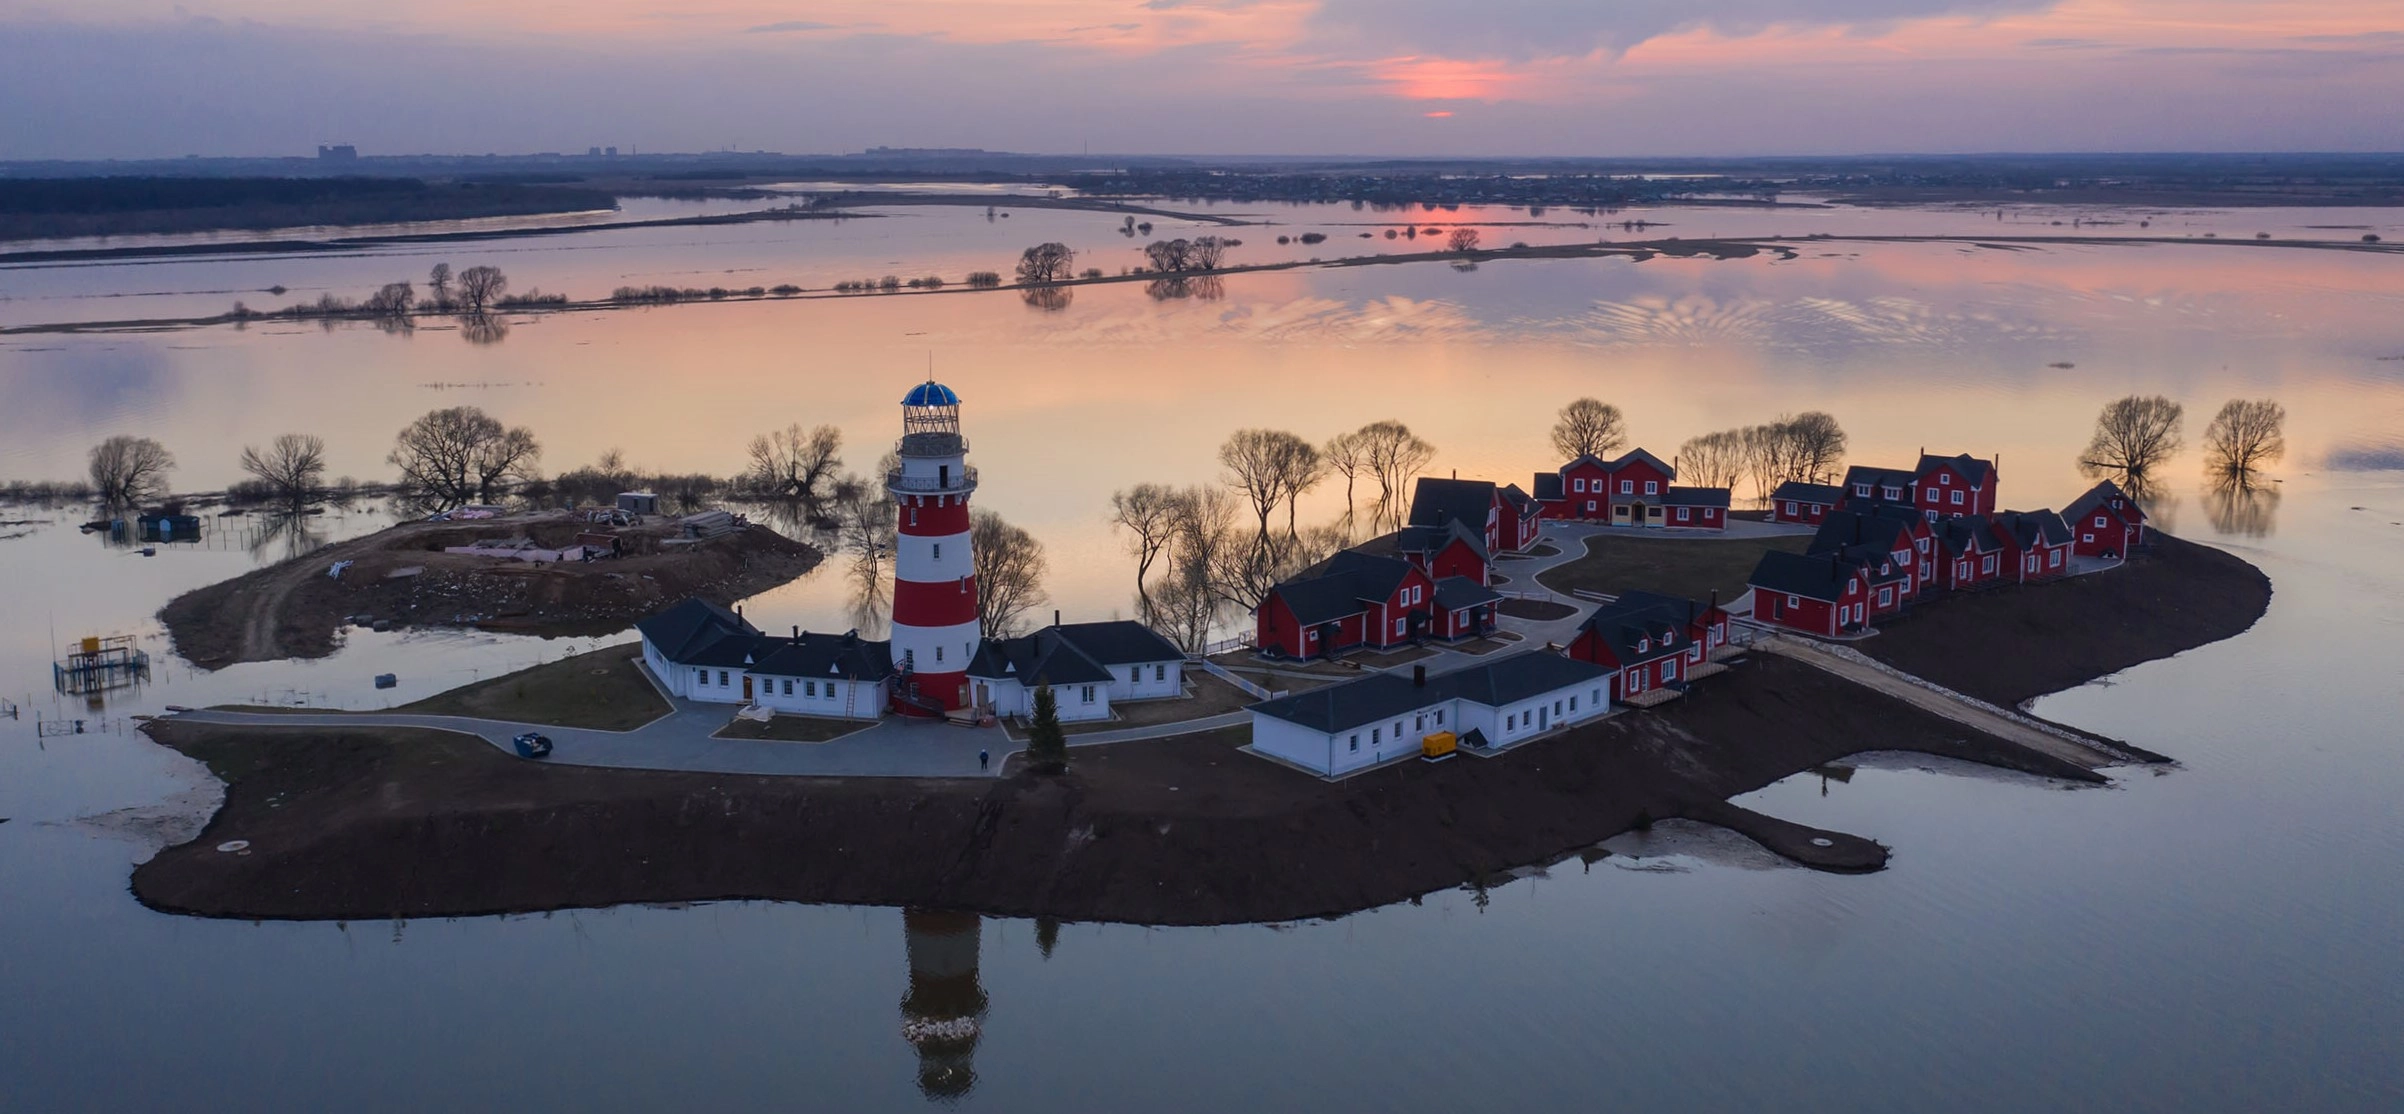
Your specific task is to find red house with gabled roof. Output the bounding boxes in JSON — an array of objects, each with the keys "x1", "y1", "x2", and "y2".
[
  {"x1": 1408, "y1": 476, "x2": 1541, "y2": 555},
  {"x1": 1771, "y1": 481, "x2": 1844, "y2": 525},
  {"x1": 1808, "y1": 508, "x2": 1931, "y2": 612},
  {"x1": 1365, "y1": 519, "x2": 1490, "y2": 586},
  {"x1": 2064, "y1": 480, "x2": 2148, "y2": 559},
  {"x1": 1567, "y1": 588, "x2": 1735, "y2": 704},
  {"x1": 1535, "y1": 448, "x2": 1728, "y2": 530},
  {"x1": 1256, "y1": 551, "x2": 1437, "y2": 660},
  {"x1": 1747, "y1": 550, "x2": 1873, "y2": 637},
  {"x1": 1912, "y1": 452, "x2": 1999, "y2": 519},
  {"x1": 1990, "y1": 510, "x2": 2074, "y2": 583},
  {"x1": 1934, "y1": 514, "x2": 2007, "y2": 591}
]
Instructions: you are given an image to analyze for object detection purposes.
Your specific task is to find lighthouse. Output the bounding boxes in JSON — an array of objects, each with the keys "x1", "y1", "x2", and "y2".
[{"x1": 888, "y1": 381, "x2": 979, "y2": 713}]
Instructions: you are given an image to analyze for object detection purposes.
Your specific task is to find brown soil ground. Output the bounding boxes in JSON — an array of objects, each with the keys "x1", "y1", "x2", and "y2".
[
  {"x1": 160, "y1": 515, "x2": 820, "y2": 669},
  {"x1": 1858, "y1": 534, "x2": 2271, "y2": 707},
  {"x1": 133, "y1": 655, "x2": 2099, "y2": 926},
  {"x1": 1539, "y1": 532, "x2": 1812, "y2": 603},
  {"x1": 1499, "y1": 598, "x2": 1578, "y2": 621}
]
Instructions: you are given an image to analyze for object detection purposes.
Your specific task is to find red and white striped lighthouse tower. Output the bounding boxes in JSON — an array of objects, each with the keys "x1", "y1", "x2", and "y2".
[{"x1": 888, "y1": 381, "x2": 979, "y2": 714}]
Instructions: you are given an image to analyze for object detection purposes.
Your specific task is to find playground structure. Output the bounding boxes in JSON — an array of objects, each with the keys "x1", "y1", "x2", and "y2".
[{"x1": 53, "y1": 635, "x2": 151, "y2": 697}]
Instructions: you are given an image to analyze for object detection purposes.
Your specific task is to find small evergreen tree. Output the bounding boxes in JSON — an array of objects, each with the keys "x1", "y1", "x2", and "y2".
[{"x1": 1027, "y1": 682, "x2": 1069, "y2": 774}]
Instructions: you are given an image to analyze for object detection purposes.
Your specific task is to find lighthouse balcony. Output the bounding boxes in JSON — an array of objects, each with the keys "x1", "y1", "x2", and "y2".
[{"x1": 888, "y1": 465, "x2": 979, "y2": 494}]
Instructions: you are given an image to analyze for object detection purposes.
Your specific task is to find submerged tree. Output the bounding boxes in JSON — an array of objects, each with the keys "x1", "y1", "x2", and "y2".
[
  {"x1": 1549, "y1": 398, "x2": 1627, "y2": 462},
  {"x1": 1219, "y1": 428, "x2": 1323, "y2": 543},
  {"x1": 426, "y1": 262, "x2": 454, "y2": 311},
  {"x1": 2202, "y1": 471, "x2": 2280, "y2": 538},
  {"x1": 388, "y1": 406, "x2": 540, "y2": 509},
  {"x1": 1108, "y1": 483, "x2": 1182, "y2": 621},
  {"x1": 455, "y1": 265, "x2": 508, "y2": 313},
  {"x1": 1357, "y1": 420, "x2": 1436, "y2": 531},
  {"x1": 238, "y1": 433, "x2": 328, "y2": 510},
  {"x1": 971, "y1": 508, "x2": 1048, "y2": 638},
  {"x1": 1025, "y1": 683, "x2": 1069, "y2": 774},
  {"x1": 1321, "y1": 427, "x2": 1373, "y2": 526},
  {"x1": 88, "y1": 435, "x2": 175, "y2": 508},
  {"x1": 1446, "y1": 228, "x2": 1482, "y2": 253},
  {"x1": 2081, "y1": 395, "x2": 2185, "y2": 482},
  {"x1": 1015, "y1": 242, "x2": 1076, "y2": 286},
  {"x1": 2202, "y1": 398, "x2": 2286, "y2": 478},
  {"x1": 745, "y1": 423, "x2": 845, "y2": 513}
]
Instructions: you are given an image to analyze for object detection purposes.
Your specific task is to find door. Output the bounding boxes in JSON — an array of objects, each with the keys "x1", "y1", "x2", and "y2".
[
  {"x1": 975, "y1": 681, "x2": 989, "y2": 708},
  {"x1": 1538, "y1": 705, "x2": 1548, "y2": 730},
  {"x1": 742, "y1": 675, "x2": 754, "y2": 700}
]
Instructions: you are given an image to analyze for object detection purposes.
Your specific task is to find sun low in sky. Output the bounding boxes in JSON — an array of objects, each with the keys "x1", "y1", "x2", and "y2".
[{"x1": 2, "y1": 0, "x2": 2400, "y2": 157}]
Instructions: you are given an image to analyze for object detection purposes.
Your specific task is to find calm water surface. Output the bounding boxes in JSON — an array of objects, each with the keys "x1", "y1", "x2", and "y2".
[{"x1": 1, "y1": 203, "x2": 2401, "y2": 1111}]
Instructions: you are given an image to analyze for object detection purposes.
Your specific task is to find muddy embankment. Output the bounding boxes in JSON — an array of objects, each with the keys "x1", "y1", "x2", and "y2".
[
  {"x1": 161, "y1": 517, "x2": 819, "y2": 670},
  {"x1": 131, "y1": 533, "x2": 2268, "y2": 926}
]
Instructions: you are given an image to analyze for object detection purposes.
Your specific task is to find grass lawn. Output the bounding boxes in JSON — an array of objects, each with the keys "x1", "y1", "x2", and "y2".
[
  {"x1": 1537, "y1": 533, "x2": 1812, "y2": 603},
  {"x1": 399, "y1": 642, "x2": 670, "y2": 731},
  {"x1": 714, "y1": 715, "x2": 873, "y2": 742}
]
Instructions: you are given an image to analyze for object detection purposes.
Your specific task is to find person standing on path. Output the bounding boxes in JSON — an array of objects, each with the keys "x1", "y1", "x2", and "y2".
[{"x1": 979, "y1": 748, "x2": 989, "y2": 771}]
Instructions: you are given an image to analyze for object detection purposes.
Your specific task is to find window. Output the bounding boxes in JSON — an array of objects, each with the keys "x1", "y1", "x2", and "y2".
[
  {"x1": 2050, "y1": 550, "x2": 2062, "y2": 567},
  {"x1": 935, "y1": 646, "x2": 943, "y2": 662},
  {"x1": 1155, "y1": 664, "x2": 1167, "y2": 681},
  {"x1": 1569, "y1": 695, "x2": 1577, "y2": 711},
  {"x1": 932, "y1": 542, "x2": 941, "y2": 559},
  {"x1": 1131, "y1": 667, "x2": 1141, "y2": 684},
  {"x1": 909, "y1": 508, "x2": 918, "y2": 526},
  {"x1": 1854, "y1": 484, "x2": 1871, "y2": 497},
  {"x1": 2082, "y1": 533, "x2": 2094, "y2": 544},
  {"x1": 1676, "y1": 508, "x2": 1690, "y2": 522},
  {"x1": 1788, "y1": 594, "x2": 1800, "y2": 607},
  {"x1": 1555, "y1": 699, "x2": 1564, "y2": 715},
  {"x1": 1951, "y1": 490, "x2": 1963, "y2": 506},
  {"x1": 1884, "y1": 486, "x2": 1902, "y2": 501},
  {"x1": 1433, "y1": 709, "x2": 1443, "y2": 725},
  {"x1": 696, "y1": 669, "x2": 707, "y2": 687},
  {"x1": 1505, "y1": 714, "x2": 1515, "y2": 729},
  {"x1": 1879, "y1": 587, "x2": 1893, "y2": 607},
  {"x1": 806, "y1": 680, "x2": 818, "y2": 697},
  {"x1": 1982, "y1": 555, "x2": 1996, "y2": 574},
  {"x1": 1585, "y1": 500, "x2": 1596, "y2": 512},
  {"x1": 1940, "y1": 473, "x2": 1952, "y2": 485},
  {"x1": 1349, "y1": 734, "x2": 1360, "y2": 753},
  {"x1": 1372, "y1": 727, "x2": 1381, "y2": 743},
  {"x1": 1573, "y1": 477, "x2": 1586, "y2": 493},
  {"x1": 1081, "y1": 685, "x2": 1095, "y2": 703},
  {"x1": 718, "y1": 670, "x2": 729, "y2": 686},
  {"x1": 1620, "y1": 480, "x2": 1634, "y2": 494},
  {"x1": 1414, "y1": 713, "x2": 1424, "y2": 731},
  {"x1": 1785, "y1": 501, "x2": 1797, "y2": 515},
  {"x1": 903, "y1": 649, "x2": 914, "y2": 668},
  {"x1": 1593, "y1": 687, "x2": 1602, "y2": 705},
  {"x1": 1645, "y1": 480, "x2": 1658, "y2": 495},
  {"x1": 1393, "y1": 720, "x2": 1403, "y2": 739},
  {"x1": 2096, "y1": 515, "x2": 2109, "y2": 527},
  {"x1": 1306, "y1": 630, "x2": 1318, "y2": 642},
  {"x1": 782, "y1": 679, "x2": 793, "y2": 696},
  {"x1": 1394, "y1": 618, "x2": 1406, "y2": 637},
  {"x1": 825, "y1": 684, "x2": 837, "y2": 701}
]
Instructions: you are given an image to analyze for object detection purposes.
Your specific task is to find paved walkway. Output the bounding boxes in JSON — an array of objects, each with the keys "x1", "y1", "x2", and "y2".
[{"x1": 1754, "y1": 635, "x2": 2133, "y2": 768}]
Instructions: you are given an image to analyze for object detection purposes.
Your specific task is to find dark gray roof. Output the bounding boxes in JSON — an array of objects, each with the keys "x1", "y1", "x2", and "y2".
[
  {"x1": 635, "y1": 598, "x2": 760, "y2": 665},
  {"x1": 1388, "y1": 519, "x2": 1489, "y2": 564},
  {"x1": 1916, "y1": 452, "x2": 1996, "y2": 481},
  {"x1": 1576, "y1": 599, "x2": 1691, "y2": 668},
  {"x1": 1249, "y1": 650, "x2": 1609, "y2": 734},
  {"x1": 1269, "y1": 550, "x2": 1417, "y2": 627},
  {"x1": 1661, "y1": 485, "x2": 1730, "y2": 508},
  {"x1": 1605, "y1": 448, "x2": 1677, "y2": 479},
  {"x1": 1431, "y1": 576, "x2": 1502, "y2": 611},
  {"x1": 1993, "y1": 509, "x2": 2072, "y2": 549},
  {"x1": 1616, "y1": 589, "x2": 1727, "y2": 622},
  {"x1": 967, "y1": 629, "x2": 1113, "y2": 686},
  {"x1": 1051, "y1": 620, "x2": 1184, "y2": 665},
  {"x1": 1499, "y1": 483, "x2": 1539, "y2": 513},
  {"x1": 1532, "y1": 473, "x2": 1564, "y2": 501},
  {"x1": 2064, "y1": 481, "x2": 2145, "y2": 525},
  {"x1": 1407, "y1": 477, "x2": 1496, "y2": 533},
  {"x1": 1807, "y1": 510, "x2": 1914, "y2": 557},
  {"x1": 749, "y1": 631, "x2": 894, "y2": 680},
  {"x1": 1936, "y1": 514, "x2": 2002, "y2": 556},
  {"x1": 1748, "y1": 550, "x2": 1861, "y2": 603},
  {"x1": 1771, "y1": 481, "x2": 1844, "y2": 506},
  {"x1": 1842, "y1": 465, "x2": 1918, "y2": 496}
]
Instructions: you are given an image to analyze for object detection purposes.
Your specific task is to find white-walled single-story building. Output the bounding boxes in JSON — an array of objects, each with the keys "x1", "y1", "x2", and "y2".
[
  {"x1": 635, "y1": 598, "x2": 894, "y2": 719},
  {"x1": 967, "y1": 619, "x2": 1188, "y2": 723},
  {"x1": 1247, "y1": 651, "x2": 1615, "y2": 778}
]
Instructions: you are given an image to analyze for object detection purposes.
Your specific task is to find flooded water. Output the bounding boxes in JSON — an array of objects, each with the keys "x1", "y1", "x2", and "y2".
[{"x1": 2, "y1": 196, "x2": 2401, "y2": 1110}]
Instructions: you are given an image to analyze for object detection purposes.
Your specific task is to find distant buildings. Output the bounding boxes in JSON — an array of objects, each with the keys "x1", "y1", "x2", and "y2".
[
  {"x1": 1534, "y1": 448, "x2": 1729, "y2": 530},
  {"x1": 316, "y1": 145, "x2": 357, "y2": 161}
]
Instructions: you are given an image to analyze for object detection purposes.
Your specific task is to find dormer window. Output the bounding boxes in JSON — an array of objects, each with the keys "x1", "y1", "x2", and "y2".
[
  {"x1": 1883, "y1": 486, "x2": 1902, "y2": 501},
  {"x1": 1854, "y1": 484, "x2": 1871, "y2": 497},
  {"x1": 1638, "y1": 638, "x2": 1649, "y2": 652}
]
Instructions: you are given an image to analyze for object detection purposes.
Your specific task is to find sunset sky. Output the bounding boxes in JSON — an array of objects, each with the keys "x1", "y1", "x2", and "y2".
[{"x1": 3, "y1": 1, "x2": 2401, "y2": 158}]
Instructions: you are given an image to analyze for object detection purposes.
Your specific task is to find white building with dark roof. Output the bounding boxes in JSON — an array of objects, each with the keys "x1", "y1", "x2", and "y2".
[
  {"x1": 1247, "y1": 651, "x2": 1614, "y2": 778},
  {"x1": 966, "y1": 620, "x2": 1187, "y2": 723}
]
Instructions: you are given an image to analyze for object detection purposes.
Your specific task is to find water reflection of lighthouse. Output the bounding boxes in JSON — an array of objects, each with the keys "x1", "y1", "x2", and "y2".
[{"x1": 900, "y1": 910, "x2": 987, "y2": 1100}]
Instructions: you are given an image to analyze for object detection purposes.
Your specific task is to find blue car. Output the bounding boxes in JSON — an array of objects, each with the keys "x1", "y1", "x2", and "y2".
[{"x1": 512, "y1": 732, "x2": 553, "y2": 759}]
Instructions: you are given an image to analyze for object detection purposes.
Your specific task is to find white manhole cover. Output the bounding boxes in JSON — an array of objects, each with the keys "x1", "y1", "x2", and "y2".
[
  {"x1": 216, "y1": 840, "x2": 251, "y2": 853},
  {"x1": 1809, "y1": 837, "x2": 1834, "y2": 848}
]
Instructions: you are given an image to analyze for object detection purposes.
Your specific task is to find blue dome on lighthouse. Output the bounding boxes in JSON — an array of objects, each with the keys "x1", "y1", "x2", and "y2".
[{"x1": 902, "y1": 381, "x2": 960, "y2": 407}]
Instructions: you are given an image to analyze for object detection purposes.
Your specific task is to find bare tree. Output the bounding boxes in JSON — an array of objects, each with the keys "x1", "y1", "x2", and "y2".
[
  {"x1": 1322, "y1": 428, "x2": 1372, "y2": 526},
  {"x1": 1549, "y1": 398, "x2": 1627, "y2": 462},
  {"x1": 458, "y1": 312, "x2": 509, "y2": 346},
  {"x1": 745, "y1": 424, "x2": 845, "y2": 512},
  {"x1": 1446, "y1": 228, "x2": 1482, "y2": 253},
  {"x1": 455, "y1": 265, "x2": 508, "y2": 314},
  {"x1": 2202, "y1": 471, "x2": 2280, "y2": 538},
  {"x1": 1015, "y1": 242, "x2": 1076, "y2": 285},
  {"x1": 1674, "y1": 430, "x2": 1746, "y2": 492},
  {"x1": 833, "y1": 452, "x2": 900, "y2": 576},
  {"x1": 1737, "y1": 423, "x2": 1783, "y2": 504},
  {"x1": 388, "y1": 406, "x2": 541, "y2": 509},
  {"x1": 1109, "y1": 483, "x2": 1181, "y2": 620},
  {"x1": 88, "y1": 435, "x2": 175, "y2": 508},
  {"x1": 1219, "y1": 429, "x2": 1322, "y2": 543},
  {"x1": 1149, "y1": 553, "x2": 1222, "y2": 654},
  {"x1": 1783, "y1": 411, "x2": 1849, "y2": 484},
  {"x1": 1144, "y1": 239, "x2": 1194, "y2": 273},
  {"x1": 427, "y1": 263, "x2": 454, "y2": 310},
  {"x1": 2203, "y1": 398, "x2": 2285, "y2": 477},
  {"x1": 2082, "y1": 395, "x2": 2185, "y2": 481},
  {"x1": 1188, "y1": 236, "x2": 1228, "y2": 270},
  {"x1": 972, "y1": 508, "x2": 1048, "y2": 638},
  {"x1": 238, "y1": 433, "x2": 327, "y2": 510},
  {"x1": 1356, "y1": 420, "x2": 1436, "y2": 531}
]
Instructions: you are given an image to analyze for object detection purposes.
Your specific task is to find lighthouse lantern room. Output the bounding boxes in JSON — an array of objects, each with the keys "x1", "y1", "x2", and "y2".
[{"x1": 887, "y1": 381, "x2": 981, "y2": 714}]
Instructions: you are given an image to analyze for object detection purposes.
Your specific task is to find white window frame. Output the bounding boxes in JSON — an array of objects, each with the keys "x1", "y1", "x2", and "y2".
[{"x1": 1081, "y1": 685, "x2": 1095, "y2": 703}]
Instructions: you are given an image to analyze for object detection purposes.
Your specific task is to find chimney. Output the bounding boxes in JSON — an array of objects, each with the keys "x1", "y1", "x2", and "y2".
[
  {"x1": 1053, "y1": 609, "x2": 1061, "y2": 628},
  {"x1": 1413, "y1": 664, "x2": 1427, "y2": 687},
  {"x1": 792, "y1": 625, "x2": 801, "y2": 643}
]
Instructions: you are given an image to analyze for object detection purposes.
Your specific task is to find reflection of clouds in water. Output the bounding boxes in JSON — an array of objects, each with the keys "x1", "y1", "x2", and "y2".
[
  {"x1": 2324, "y1": 440, "x2": 2404, "y2": 472},
  {"x1": 0, "y1": 341, "x2": 188, "y2": 480},
  {"x1": 1566, "y1": 293, "x2": 2063, "y2": 352},
  {"x1": 1044, "y1": 295, "x2": 1485, "y2": 345}
]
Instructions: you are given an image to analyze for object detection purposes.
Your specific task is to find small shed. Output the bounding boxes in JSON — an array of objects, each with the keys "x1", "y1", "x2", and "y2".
[{"x1": 617, "y1": 492, "x2": 661, "y2": 515}]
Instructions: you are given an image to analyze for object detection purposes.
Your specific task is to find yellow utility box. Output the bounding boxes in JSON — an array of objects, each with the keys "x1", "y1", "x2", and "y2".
[
  {"x1": 81, "y1": 636, "x2": 102, "y2": 655},
  {"x1": 1421, "y1": 731, "x2": 1457, "y2": 760}
]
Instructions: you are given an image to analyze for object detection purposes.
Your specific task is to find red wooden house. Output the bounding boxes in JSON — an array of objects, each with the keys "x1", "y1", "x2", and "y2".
[
  {"x1": 1371, "y1": 519, "x2": 1491, "y2": 586},
  {"x1": 1912, "y1": 452, "x2": 1999, "y2": 519},
  {"x1": 1990, "y1": 510, "x2": 2074, "y2": 583},
  {"x1": 1934, "y1": 514, "x2": 2007, "y2": 591},
  {"x1": 1568, "y1": 594, "x2": 1703, "y2": 704},
  {"x1": 1256, "y1": 550, "x2": 1497, "y2": 659},
  {"x1": 1808, "y1": 508, "x2": 1931, "y2": 608},
  {"x1": 2064, "y1": 480, "x2": 2148, "y2": 559},
  {"x1": 1748, "y1": 550, "x2": 1873, "y2": 637},
  {"x1": 1408, "y1": 477, "x2": 1540, "y2": 556},
  {"x1": 1771, "y1": 482, "x2": 1844, "y2": 525},
  {"x1": 1535, "y1": 449, "x2": 1729, "y2": 530}
]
